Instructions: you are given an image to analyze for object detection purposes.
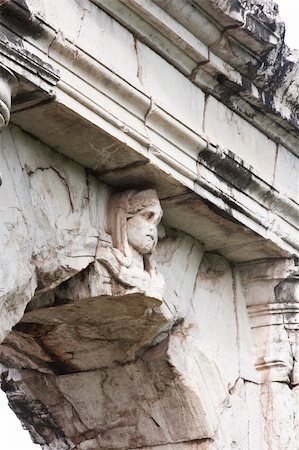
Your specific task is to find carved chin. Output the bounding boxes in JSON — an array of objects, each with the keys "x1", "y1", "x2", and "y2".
[
  {"x1": 129, "y1": 237, "x2": 155, "y2": 255},
  {"x1": 133, "y1": 242, "x2": 154, "y2": 255}
]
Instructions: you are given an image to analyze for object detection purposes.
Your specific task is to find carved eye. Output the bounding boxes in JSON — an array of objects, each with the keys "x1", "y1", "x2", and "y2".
[{"x1": 143, "y1": 212, "x2": 154, "y2": 220}]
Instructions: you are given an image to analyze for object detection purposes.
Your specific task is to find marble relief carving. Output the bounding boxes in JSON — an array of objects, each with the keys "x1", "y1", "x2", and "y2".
[{"x1": 96, "y1": 189, "x2": 165, "y2": 298}]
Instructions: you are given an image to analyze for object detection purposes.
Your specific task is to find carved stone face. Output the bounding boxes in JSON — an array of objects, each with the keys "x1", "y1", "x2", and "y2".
[{"x1": 127, "y1": 203, "x2": 163, "y2": 255}]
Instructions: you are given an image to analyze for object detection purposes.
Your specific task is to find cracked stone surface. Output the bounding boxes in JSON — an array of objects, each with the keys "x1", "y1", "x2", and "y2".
[
  {"x1": 0, "y1": 0, "x2": 298, "y2": 449},
  {"x1": 0, "y1": 249, "x2": 263, "y2": 449},
  {"x1": 0, "y1": 124, "x2": 106, "y2": 342},
  {"x1": 0, "y1": 123, "x2": 271, "y2": 447}
]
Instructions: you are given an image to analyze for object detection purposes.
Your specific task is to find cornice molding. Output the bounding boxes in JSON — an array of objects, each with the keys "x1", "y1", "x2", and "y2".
[
  {"x1": 7, "y1": 30, "x2": 298, "y2": 257},
  {"x1": 248, "y1": 302, "x2": 299, "y2": 327},
  {"x1": 1, "y1": 1, "x2": 296, "y2": 258},
  {"x1": 94, "y1": 0, "x2": 299, "y2": 156},
  {"x1": 0, "y1": 27, "x2": 59, "y2": 112},
  {"x1": 197, "y1": 145, "x2": 299, "y2": 250}
]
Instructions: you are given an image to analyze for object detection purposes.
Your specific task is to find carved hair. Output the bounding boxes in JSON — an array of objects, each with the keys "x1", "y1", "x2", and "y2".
[{"x1": 106, "y1": 189, "x2": 160, "y2": 270}]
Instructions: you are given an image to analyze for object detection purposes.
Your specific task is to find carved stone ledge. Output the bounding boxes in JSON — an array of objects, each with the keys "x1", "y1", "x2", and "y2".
[{"x1": 0, "y1": 63, "x2": 17, "y2": 131}]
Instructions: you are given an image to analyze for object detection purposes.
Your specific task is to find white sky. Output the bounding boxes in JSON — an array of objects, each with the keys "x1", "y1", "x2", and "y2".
[
  {"x1": 0, "y1": 2, "x2": 298, "y2": 450},
  {"x1": 276, "y1": 0, "x2": 299, "y2": 48},
  {"x1": 0, "y1": 389, "x2": 40, "y2": 449}
]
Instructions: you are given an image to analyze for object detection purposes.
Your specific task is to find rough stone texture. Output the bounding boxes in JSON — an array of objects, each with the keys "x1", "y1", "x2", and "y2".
[
  {"x1": 202, "y1": 0, "x2": 299, "y2": 129},
  {"x1": 1, "y1": 245, "x2": 266, "y2": 449},
  {"x1": 0, "y1": 0, "x2": 298, "y2": 449},
  {"x1": 0, "y1": 124, "x2": 105, "y2": 342},
  {"x1": 204, "y1": 95, "x2": 277, "y2": 184}
]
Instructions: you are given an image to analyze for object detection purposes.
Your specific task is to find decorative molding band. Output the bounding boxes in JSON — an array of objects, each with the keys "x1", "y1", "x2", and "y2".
[
  {"x1": 58, "y1": 80, "x2": 150, "y2": 150},
  {"x1": 238, "y1": 258, "x2": 297, "y2": 281},
  {"x1": 0, "y1": 38, "x2": 59, "y2": 95},
  {"x1": 198, "y1": 144, "x2": 299, "y2": 226},
  {"x1": 4, "y1": 14, "x2": 298, "y2": 256},
  {"x1": 24, "y1": 37, "x2": 299, "y2": 256},
  {"x1": 95, "y1": 0, "x2": 299, "y2": 156},
  {"x1": 247, "y1": 302, "x2": 299, "y2": 328},
  {"x1": 59, "y1": 63, "x2": 298, "y2": 255},
  {"x1": 197, "y1": 145, "x2": 299, "y2": 252}
]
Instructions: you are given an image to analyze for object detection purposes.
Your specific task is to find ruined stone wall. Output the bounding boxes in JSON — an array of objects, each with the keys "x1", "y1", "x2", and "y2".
[
  {"x1": 0, "y1": 124, "x2": 255, "y2": 448},
  {"x1": 1, "y1": 123, "x2": 298, "y2": 449},
  {"x1": 0, "y1": 1, "x2": 298, "y2": 449}
]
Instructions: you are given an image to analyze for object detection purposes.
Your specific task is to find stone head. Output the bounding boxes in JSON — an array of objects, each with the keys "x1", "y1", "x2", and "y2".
[{"x1": 107, "y1": 189, "x2": 163, "y2": 260}]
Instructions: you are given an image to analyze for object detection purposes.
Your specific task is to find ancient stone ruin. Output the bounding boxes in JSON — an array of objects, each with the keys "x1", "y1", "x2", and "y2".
[{"x1": 0, "y1": 0, "x2": 298, "y2": 449}]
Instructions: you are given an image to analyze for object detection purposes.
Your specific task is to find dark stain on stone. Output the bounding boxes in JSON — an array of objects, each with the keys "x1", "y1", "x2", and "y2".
[
  {"x1": 14, "y1": 321, "x2": 52, "y2": 336},
  {"x1": 203, "y1": 196, "x2": 243, "y2": 224},
  {"x1": 289, "y1": 109, "x2": 299, "y2": 130},
  {"x1": 180, "y1": 193, "x2": 245, "y2": 228},
  {"x1": 284, "y1": 312, "x2": 297, "y2": 321},
  {"x1": 228, "y1": 0, "x2": 278, "y2": 33},
  {"x1": 0, "y1": 1, "x2": 59, "y2": 91},
  {"x1": 1, "y1": 374, "x2": 70, "y2": 447},
  {"x1": 226, "y1": 0, "x2": 244, "y2": 14},
  {"x1": 217, "y1": 73, "x2": 257, "y2": 106},
  {"x1": 274, "y1": 277, "x2": 299, "y2": 303},
  {"x1": 241, "y1": 74, "x2": 252, "y2": 92},
  {"x1": 199, "y1": 147, "x2": 253, "y2": 191},
  {"x1": 12, "y1": 91, "x2": 56, "y2": 113},
  {"x1": 13, "y1": 322, "x2": 77, "y2": 375},
  {"x1": 258, "y1": 42, "x2": 294, "y2": 104},
  {"x1": 9, "y1": 395, "x2": 70, "y2": 447},
  {"x1": 0, "y1": 0, "x2": 44, "y2": 39},
  {"x1": 216, "y1": 74, "x2": 244, "y2": 106},
  {"x1": 245, "y1": 13, "x2": 275, "y2": 43},
  {"x1": 1, "y1": 372, "x2": 15, "y2": 392}
]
